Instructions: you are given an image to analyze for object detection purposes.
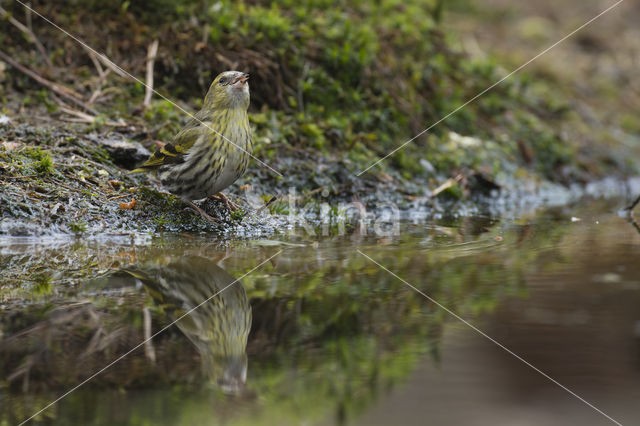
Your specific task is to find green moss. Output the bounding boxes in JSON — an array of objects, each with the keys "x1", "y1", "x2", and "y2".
[
  {"x1": 437, "y1": 181, "x2": 463, "y2": 201},
  {"x1": 137, "y1": 186, "x2": 183, "y2": 211},
  {"x1": 32, "y1": 274, "x2": 52, "y2": 296},
  {"x1": 35, "y1": 154, "x2": 54, "y2": 175},
  {"x1": 230, "y1": 208, "x2": 246, "y2": 221},
  {"x1": 70, "y1": 222, "x2": 87, "y2": 235},
  {"x1": 23, "y1": 147, "x2": 54, "y2": 175}
]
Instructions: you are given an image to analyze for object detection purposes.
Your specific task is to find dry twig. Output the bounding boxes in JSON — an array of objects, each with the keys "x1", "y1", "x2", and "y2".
[
  {"x1": 79, "y1": 44, "x2": 127, "y2": 78},
  {"x1": 143, "y1": 307, "x2": 156, "y2": 363},
  {"x1": 430, "y1": 174, "x2": 464, "y2": 198},
  {"x1": 85, "y1": 48, "x2": 113, "y2": 105},
  {"x1": 143, "y1": 39, "x2": 159, "y2": 109},
  {"x1": 52, "y1": 95, "x2": 127, "y2": 127}
]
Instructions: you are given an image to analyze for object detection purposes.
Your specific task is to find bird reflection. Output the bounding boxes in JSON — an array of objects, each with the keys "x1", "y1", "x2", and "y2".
[{"x1": 124, "y1": 256, "x2": 251, "y2": 394}]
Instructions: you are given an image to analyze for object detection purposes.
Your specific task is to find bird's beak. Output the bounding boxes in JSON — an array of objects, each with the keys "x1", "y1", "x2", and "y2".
[{"x1": 231, "y1": 73, "x2": 249, "y2": 86}]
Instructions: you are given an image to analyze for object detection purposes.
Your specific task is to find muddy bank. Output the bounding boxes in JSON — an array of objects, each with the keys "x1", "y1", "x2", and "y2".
[
  {"x1": 0, "y1": 120, "x2": 280, "y2": 236},
  {"x1": 0, "y1": 119, "x2": 490, "y2": 237},
  {"x1": 2, "y1": 118, "x2": 640, "y2": 237}
]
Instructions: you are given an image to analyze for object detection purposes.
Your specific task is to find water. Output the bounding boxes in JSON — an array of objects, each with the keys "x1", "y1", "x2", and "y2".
[{"x1": 1, "y1": 199, "x2": 639, "y2": 425}]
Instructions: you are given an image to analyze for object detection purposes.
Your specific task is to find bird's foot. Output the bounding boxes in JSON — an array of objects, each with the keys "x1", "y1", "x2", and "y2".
[
  {"x1": 210, "y1": 193, "x2": 239, "y2": 213},
  {"x1": 625, "y1": 194, "x2": 640, "y2": 214},
  {"x1": 185, "y1": 200, "x2": 221, "y2": 223}
]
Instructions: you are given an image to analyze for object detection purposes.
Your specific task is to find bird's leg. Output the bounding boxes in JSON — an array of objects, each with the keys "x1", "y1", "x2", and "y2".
[
  {"x1": 210, "y1": 192, "x2": 239, "y2": 212},
  {"x1": 185, "y1": 200, "x2": 220, "y2": 223},
  {"x1": 626, "y1": 194, "x2": 640, "y2": 214}
]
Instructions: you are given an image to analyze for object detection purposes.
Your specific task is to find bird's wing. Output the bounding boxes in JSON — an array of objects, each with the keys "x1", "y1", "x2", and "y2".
[{"x1": 132, "y1": 119, "x2": 205, "y2": 172}]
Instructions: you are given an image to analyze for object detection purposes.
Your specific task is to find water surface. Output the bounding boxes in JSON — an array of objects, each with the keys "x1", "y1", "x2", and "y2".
[{"x1": 1, "y1": 199, "x2": 639, "y2": 425}]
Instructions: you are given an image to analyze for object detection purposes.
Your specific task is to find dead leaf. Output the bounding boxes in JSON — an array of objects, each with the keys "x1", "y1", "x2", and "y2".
[{"x1": 119, "y1": 198, "x2": 136, "y2": 210}]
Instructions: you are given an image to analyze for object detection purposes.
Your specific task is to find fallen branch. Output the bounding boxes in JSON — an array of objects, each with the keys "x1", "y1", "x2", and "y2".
[
  {"x1": 143, "y1": 39, "x2": 159, "y2": 109},
  {"x1": 79, "y1": 44, "x2": 127, "y2": 78},
  {"x1": 57, "y1": 105, "x2": 96, "y2": 122},
  {"x1": 0, "y1": 5, "x2": 52, "y2": 67},
  {"x1": 85, "y1": 48, "x2": 112, "y2": 105},
  {"x1": 56, "y1": 103, "x2": 128, "y2": 128},
  {"x1": 0, "y1": 48, "x2": 97, "y2": 114},
  {"x1": 430, "y1": 174, "x2": 464, "y2": 198},
  {"x1": 87, "y1": 48, "x2": 104, "y2": 76},
  {"x1": 88, "y1": 86, "x2": 121, "y2": 105},
  {"x1": 50, "y1": 92, "x2": 127, "y2": 127},
  {"x1": 87, "y1": 82, "x2": 108, "y2": 105}
]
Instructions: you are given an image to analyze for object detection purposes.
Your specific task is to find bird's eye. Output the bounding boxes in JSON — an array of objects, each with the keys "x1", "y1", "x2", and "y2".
[{"x1": 219, "y1": 77, "x2": 228, "y2": 85}]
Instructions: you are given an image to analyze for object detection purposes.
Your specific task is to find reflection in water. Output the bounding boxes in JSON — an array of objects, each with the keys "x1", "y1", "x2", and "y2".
[
  {"x1": 125, "y1": 256, "x2": 251, "y2": 394},
  {"x1": 3, "y1": 202, "x2": 640, "y2": 425}
]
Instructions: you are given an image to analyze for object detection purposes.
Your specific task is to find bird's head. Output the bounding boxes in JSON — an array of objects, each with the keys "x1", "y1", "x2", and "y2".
[
  {"x1": 204, "y1": 70, "x2": 250, "y2": 110},
  {"x1": 215, "y1": 354, "x2": 248, "y2": 395}
]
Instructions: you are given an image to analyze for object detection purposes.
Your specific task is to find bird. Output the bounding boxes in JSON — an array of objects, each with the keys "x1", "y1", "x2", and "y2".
[
  {"x1": 123, "y1": 256, "x2": 252, "y2": 394},
  {"x1": 133, "y1": 71, "x2": 252, "y2": 222}
]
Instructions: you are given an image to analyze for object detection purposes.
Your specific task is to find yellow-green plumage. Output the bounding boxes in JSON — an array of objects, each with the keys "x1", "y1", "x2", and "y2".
[
  {"x1": 134, "y1": 71, "x2": 252, "y2": 202},
  {"x1": 124, "y1": 256, "x2": 251, "y2": 393}
]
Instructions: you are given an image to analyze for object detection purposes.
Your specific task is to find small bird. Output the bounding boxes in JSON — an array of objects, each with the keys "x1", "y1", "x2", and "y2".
[
  {"x1": 123, "y1": 256, "x2": 252, "y2": 393},
  {"x1": 134, "y1": 71, "x2": 252, "y2": 222}
]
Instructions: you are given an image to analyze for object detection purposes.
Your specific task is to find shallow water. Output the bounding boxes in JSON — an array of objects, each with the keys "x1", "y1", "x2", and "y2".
[{"x1": 1, "y1": 199, "x2": 640, "y2": 426}]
